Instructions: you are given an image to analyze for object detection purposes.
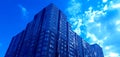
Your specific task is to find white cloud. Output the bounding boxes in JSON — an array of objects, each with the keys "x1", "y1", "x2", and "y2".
[
  {"x1": 86, "y1": 32, "x2": 110, "y2": 48},
  {"x1": 18, "y1": 4, "x2": 28, "y2": 18},
  {"x1": 112, "y1": 3, "x2": 120, "y2": 9},
  {"x1": 116, "y1": 26, "x2": 120, "y2": 32},
  {"x1": 103, "y1": 0, "x2": 108, "y2": 3},
  {"x1": 105, "y1": 46, "x2": 112, "y2": 50},
  {"x1": 115, "y1": 20, "x2": 120, "y2": 25},
  {"x1": 67, "y1": 0, "x2": 120, "y2": 57},
  {"x1": 85, "y1": 7, "x2": 95, "y2": 23},
  {"x1": 86, "y1": 32, "x2": 102, "y2": 47},
  {"x1": 67, "y1": 0, "x2": 83, "y2": 36},
  {"x1": 67, "y1": 0, "x2": 81, "y2": 16},
  {"x1": 108, "y1": 1, "x2": 120, "y2": 9},
  {"x1": 73, "y1": 19, "x2": 82, "y2": 35},
  {"x1": 105, "y1": 52, "x2": 120, "y2": 57},
  {"x1": 96, "y1": 23, "x2": 101, "y2": 32},
  {"x1": 67, "y1": 0, "x2": 107, "y2": 44},
  {"x1": 103, "y1": 5, "x2": 108, "y2": 11},
  {"x1": 103, "y1": 36, "x2": 108, "y2": 40},
  {"x1": 74, "y1": 28, "x2": 81, "y2": 35},
  {"x1": 87, "y1": 32, "x2": 98, "y2": 42},
  {"x1": 85, "y1": 8, "x2": 106, "y2": 23},
  {"x1": 115, "y1": 20, "x2": 120, "y2": 32}
]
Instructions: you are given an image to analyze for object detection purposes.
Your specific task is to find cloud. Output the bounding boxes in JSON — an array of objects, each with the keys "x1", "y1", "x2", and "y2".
[
  {"x1": 115, "y1": 20, "x2": 120, "y2": 32},
  {"x1": 103, "y1": 0, "x2": 108, "y2": 3},
  {"x1": 66, "y1": 0, "x2": 86, "y2": 37},
  {"x1": 105, "y1": 45, "x2": 112, "y2": 50},
  {"x1": 115, "y1": 20, "x2": 120, "y2": 25},
  {"x1": 66, "y1": 0, "x2": 120, "y2": 57},
  {"x1": 73, "y1": 19, "x2": 82, "y2": 35},
  {"x1": 66, "y1": 0, "x2": 81, "y2": 16},
  {"x1": 105, "y1": 52, "x2": 120, "y2": 57},
  {"x1": 18, "y1": 4, "x2": 28, "y2": 19},
  {"x1": 86, "y1": 32, "x2": 109, "y2": 47},
  {"x1": 111, "y1": 3, "x2": 120, "y2": 9},
  {"x1": 103, "y1": 5, "x2": 108, "y2": 11},
  {"x1": 84, "y1": 7, "x2": 106, "y2": 23},
  {"x1": 87, "y1": 32, "x2": 98, "y2": 42},
  {"x1": 103, "y1": 45, "x2": 120, "y2": 57}
]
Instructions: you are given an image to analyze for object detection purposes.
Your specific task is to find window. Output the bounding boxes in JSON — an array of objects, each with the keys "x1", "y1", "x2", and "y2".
[
  {"x1": 50, "y1": 40, "x2": 54, "y2": 44},
  {"x1": 37, "y1": 48, "x2": 41, "y2": 52},
  {"x1": 64, "y1": 48, "x2": 67, "y2": 51},
  {"x1": 48, "y1": 53, "x2": 52, "y2": 57},
  {"x1": 69, "y1": 47, "x2": 74, "y2": 52},
  {"x1": 61, "y1": 50, "x2": 63, "y2": 54},
  {"x1": 42, "y1": 47, "x2": 47, "y2": 51},
  {"x1": 45, "y1": 34, "x2": 49, "y2": 38},
  {"x1": 46, "y1": 30, "x2": 50, "y2": 33},
  {"x1": 69, "y1": 44, "x2": 74, "y2": 48},
  {"x1": 69, "y1": 51, "x2": 74, "y2": 55},
  {"x1": 40, "y1": 36, "x2": 44, "y2": 39},
  {"x1": 40, "y1": 32, "x2": 44, "y2": 36},
  {"x1": 38, "y1": 40, "x2": 42, "y2": 44},
  {"x1": 61, "y1": 42, "x2": 63, "y2": 46},
  {"x1": 38, "y1": 44, "x2": 42, "y2": 47},
  {"x1": 64, "y1": 52, "x2": 67, "y2": 56},
  {"x1": 51, "y1": 32, "x2": 55, "y2": 36},
  {"x1": 43, "y1": 42, "x2": 48, "y2": 46},
  {"x1": 61, "y1": 46, "x2": 63, "y2": 49},
  {"x1": 41, "y1": 52, "x2": 46, "y2": 55},
  {"x1": 44, "y1": 37, "x2": 49, "y2": 41},
  {"x1": 36, "y1": 53, "x2": 41, "y2": 57},
  {"x1": 64, "y1": 44, "x2": 67, "y2": 48},
  {"x1": 85, "y1": 55, "x2": 88, "y2": 57},
  {"x1": 51, "y1": 36, "x2": 55, "y2": 41},
  {"x1": 69, "y1": 54, "x2": 74, "y2": 57},
  {"x1": 50, "y1": 44, "x2": 54, "y2": 48},
  {"x1": 49, "y1": 49, "x2": 53, "y2": 53}
]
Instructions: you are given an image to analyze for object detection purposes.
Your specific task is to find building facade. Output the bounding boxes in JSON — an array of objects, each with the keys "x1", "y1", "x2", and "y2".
[{"x1": 5, "y1": 4, "x2": 104, "y2": 57}]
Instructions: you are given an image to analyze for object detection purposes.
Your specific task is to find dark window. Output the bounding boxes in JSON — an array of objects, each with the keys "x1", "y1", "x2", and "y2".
[
  {"x1": 40, "y1": 32, "x2": 44, "y2": 36},
  {"x1": 42, "y1": 46, "x2": 47, "y2": 51},
  {"x1": 41, "y1": 52, "x2": 47, "y2": 55},
  {"x1": 61, "y1": 50, "x2": 63, "y2": 54},
  {"x1": 69, "y1": 55, "x2": 74, "y2": 57},
  {"x1": 43, "y1": 42, "x2": 48, "y2": 46},
  {"x1": 36, "y1": 53, "x2": 41, "y2": 57},
  {"x1": 49, "y1": 49, "x2": 53, "y2": 53},
  {"x1": 38, "y1": 44, "x2": 42, "y2": 47},
  {"x1": 38, "y1": 40, "x2": 42, "y2": 44},
  {"x1": 48, "y1": 53, "x2": 52, "y2": 57},
  {"x1": 44, "y1": 37, "x2": 49, "y2": 41},
  {"x1": 51, "y1": 36, "x2": 55, "y2": 41},
  {"x1": 51, "y1": 32, "x2": 55, "y2": 36},
  {"x1": 45, "y1": 34, "x2": 49, "y2": 38},
  {"x1": 37, "y1": 48, "x2": 41, "y2": 52},
  {"x1": 50, "y1": 40, "x2": 54, "y2": 44},
  {"x1": 46, "y1": 30, "x2": 50, "y2": 33}
]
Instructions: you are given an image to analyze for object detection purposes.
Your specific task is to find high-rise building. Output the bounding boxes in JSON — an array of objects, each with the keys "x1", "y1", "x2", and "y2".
[{"x1": 5, "y1": 4, "x2": 104, "y2": 57}]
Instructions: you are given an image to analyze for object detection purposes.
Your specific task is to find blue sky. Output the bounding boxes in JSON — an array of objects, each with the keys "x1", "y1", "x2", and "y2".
[{"x1": 0, "y1": 0, "x2": 120, "y2": 57}]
